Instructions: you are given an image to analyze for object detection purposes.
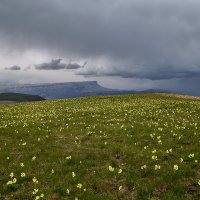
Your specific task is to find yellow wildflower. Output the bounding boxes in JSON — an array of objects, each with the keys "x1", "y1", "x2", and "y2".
[
  {"x1": 173, "y1": 165, "x2": 178, "y2": 171},
  {"x1": 6, "y1": 180, "x2": 13, "y2": 185},
  {"x1": 108, "y1": 166, "x2": 115, "y2": 172},
  {"x1": 20, "y1": 162, "x2": 24, "y2": 167},
  {"x1": 119, "y1": 186, "x2": 123, "y2": 191},
  {"x1": 32, "y1": 156, "x2": 36, "y2": 161},
  {"x1": 72, "y1": 172, "x2": 76, "y2": 178},
  {"x1": 33, "y1": 177, "x2": 39, "y2": 184},
  {"x1": 66, "y1": 188, "x2": 70, "y2": 194},
  {"x1": 155, "y1": 165, "x2": 161, "y2": 170},
  {"x1": 77, "y1": 183, "x2": 82, "y2": 189},
  {"x1": 10, "y1": 172, "x2": 14, "y2": 178},
  {"x1": 12, "y1": 178, "x2": 17, "y2": 183},
  {"x1": 21, "y1": 172, "x2": 26, "y2": 177}
]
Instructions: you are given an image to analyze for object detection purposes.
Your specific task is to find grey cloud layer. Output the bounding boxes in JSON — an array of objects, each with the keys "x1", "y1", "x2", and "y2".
[
  {"x1": 77, "y1": 65, "x2": 200, "y2": 80},
  {"x1": 3, "y1": 59, "x2": 85, "y2": 71},
  {"x1": 5, "y1": 65, "x2": 21, "y2": 71},
  {"x1": 1, "y1": 0, "x2": 200, "y2": 80},
  {"x1": 35, "y1": 59, "x2": 84, "y2": 70},
  {"x1": 35, "y1": 59, "x2": 67, "y2": 70}
]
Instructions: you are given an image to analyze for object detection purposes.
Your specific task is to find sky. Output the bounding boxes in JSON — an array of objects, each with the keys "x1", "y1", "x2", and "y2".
[{"x1": 0, "y1": 0, "x2": 200, "y2": 95}]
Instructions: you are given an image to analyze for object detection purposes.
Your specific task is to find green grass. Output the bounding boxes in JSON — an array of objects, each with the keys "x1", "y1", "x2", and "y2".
[{"x1": 0, "y1": 93, "x2": 200, "y2": 200}]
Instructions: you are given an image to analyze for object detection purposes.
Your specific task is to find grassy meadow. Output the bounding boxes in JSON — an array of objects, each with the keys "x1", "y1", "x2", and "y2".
[{"x1": 0, "y1": 93, "x2": 200, "y2": 200}]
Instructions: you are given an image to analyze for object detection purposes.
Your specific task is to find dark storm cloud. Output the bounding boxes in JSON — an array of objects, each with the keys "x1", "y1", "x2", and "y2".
[
  {"x1": 1, "y1": 0, "x2": 200, "y2": 80},
  {"x1": 35, "y1": 59, "x2": 67, "y2": 70},
  {"x1": 78, "y1": 65, "x2": 200, "y2": 80},
  {"x1": 66, "y1": 63, "x2": 82, "y2": 69},
  {"x1": 35, "y1": 59, "x2": 83, "y2": 70},
  {"x1": 66, "y1": 61, "x2": 87, "y2": 69},
  {"x1": 5, "y1": 65, "x2": 21, "y2": 71}
]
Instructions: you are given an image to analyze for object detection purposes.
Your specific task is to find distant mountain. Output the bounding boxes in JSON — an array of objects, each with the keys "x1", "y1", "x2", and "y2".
[
  {"x1": 0, "y1": 93, "x2": 45, "y2": 102},
  {"x1": 0, "y1": 81, "x2": 167, "y2": 99}
]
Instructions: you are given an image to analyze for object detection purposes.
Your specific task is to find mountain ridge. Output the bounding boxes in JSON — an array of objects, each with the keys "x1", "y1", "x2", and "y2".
[{"x1": 0, "y1": 81, "x2": 168, "y2": 99}]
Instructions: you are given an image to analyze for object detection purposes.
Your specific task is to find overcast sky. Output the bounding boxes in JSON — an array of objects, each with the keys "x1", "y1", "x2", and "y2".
[{"x1": 0, "y1": 0, "x2": 200, "y2": 95}]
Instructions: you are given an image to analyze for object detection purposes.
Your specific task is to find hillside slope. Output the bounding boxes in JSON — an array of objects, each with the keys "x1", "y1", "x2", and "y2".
[
  {"x1": 0, "y1": 93, "x2": 45, "y2": 102},
  {"x1": 0, "y1": 93, "x2": 199, "y2": 199}
]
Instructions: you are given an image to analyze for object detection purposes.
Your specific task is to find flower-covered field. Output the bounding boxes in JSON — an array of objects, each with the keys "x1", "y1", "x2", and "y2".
[{"x1": 0, "y1": 93, "x2": 200, "y2": 200}]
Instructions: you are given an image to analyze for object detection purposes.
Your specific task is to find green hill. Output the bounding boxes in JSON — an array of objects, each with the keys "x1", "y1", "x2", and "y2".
[
  {"x1": 0, "y1": 93, "x2": 45, "y2": 102},
  {"x1": 0, "y1": 93, "x2": 199, "y2": 199}
]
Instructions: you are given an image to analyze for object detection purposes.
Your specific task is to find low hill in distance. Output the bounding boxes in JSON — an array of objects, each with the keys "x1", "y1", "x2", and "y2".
[
  {"x1": 0, "y1": 81, "x2": 167, "y2": 99},
  {"x1": 0, "y1": 93, "x2": 45, "y2": 102}
]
